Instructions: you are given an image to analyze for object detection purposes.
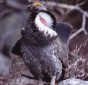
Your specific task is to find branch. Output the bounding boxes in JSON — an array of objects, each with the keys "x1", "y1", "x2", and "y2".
[
  {"x1": 76, "y1": 0, "x2": 87, "y2": 6},
  {"x1": 69, "y1": 13, "x2": 87, "y2": 40},
  {"x1": 41, "y1": 1, "x2": 88, "y2": 17},
  {"x1": 6, "y1": 0, "x2": 27, "y2": 11}
]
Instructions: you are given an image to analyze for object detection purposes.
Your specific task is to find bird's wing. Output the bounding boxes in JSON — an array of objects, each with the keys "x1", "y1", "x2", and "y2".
[
  {"x1": 55, "y1": 22, "x2": 72, "y2": 43},
  {"x1": 11, "y1": 39, "x2": 21, "y2": 56}
]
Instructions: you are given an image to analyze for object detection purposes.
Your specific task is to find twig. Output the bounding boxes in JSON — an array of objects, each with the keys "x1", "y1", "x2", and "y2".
[
  {"x1": 41, "y1": 1, "x2": 88, "y2": 15},
  {"x1": 6, "y1": 0, "x2": 27, "y2": 11},
  {"x1": 76, "y1": 0, "x2": 87, "y2": 6},
  {"x1": 69, "y1": 13, "x2": 87, "y2": 40}
]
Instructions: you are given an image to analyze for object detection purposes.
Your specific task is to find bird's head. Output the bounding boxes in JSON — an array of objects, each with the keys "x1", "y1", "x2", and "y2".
[
  {"x1": 22, "y1": 2, "x2": 57, "y2": 36},
  {"x1": 21, "y1": 2, "x2": 57, "y2": 45}
]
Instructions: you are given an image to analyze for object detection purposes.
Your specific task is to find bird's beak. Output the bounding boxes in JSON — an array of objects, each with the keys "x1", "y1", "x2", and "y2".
[{"x1": 27, "y1": 2, "x2": 47, "y2": 11}]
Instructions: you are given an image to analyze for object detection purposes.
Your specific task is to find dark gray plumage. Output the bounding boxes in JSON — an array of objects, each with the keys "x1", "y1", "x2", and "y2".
[{"x1": 11, "y1": 2, "x2": 72, "y2": 85}]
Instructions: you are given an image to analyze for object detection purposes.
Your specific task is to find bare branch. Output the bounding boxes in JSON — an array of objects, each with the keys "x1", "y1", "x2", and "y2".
[
  {"x1": 41, "y1": 1, "x2": 88, "y2": 17},
  {"x1": 76, "y1": 0, "x2": 87, "y2": 6},
  {"x1": 69, "y1": 13, "x2": 87, "y2": 40}
]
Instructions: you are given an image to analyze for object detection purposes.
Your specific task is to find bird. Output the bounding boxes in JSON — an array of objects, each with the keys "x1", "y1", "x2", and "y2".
[{"x1": 11, "y1": 2, "x2": 72, "y2": 85}]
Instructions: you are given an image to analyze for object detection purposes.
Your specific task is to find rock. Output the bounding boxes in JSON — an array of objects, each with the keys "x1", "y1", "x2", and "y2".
[
  {"x1": 59, "y1": 78, "x2": 88, "y2": 85},
  {"x1": 0, "y1": 53, "x2": 11, "y2": 76}
]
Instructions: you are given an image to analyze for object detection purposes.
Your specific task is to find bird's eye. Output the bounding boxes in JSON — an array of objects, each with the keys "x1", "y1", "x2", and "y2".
[{"x1": 40, "y1": 17, "x2": 47, "y2": 26}]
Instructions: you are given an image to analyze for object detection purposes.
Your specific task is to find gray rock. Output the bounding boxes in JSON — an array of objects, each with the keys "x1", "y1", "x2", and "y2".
[
  {"x1": 0, "y1": 53, "x2": 11, "y2": 76},
  {"x1": 59, "y1": 78, "x2": 88, "y2": 85}
]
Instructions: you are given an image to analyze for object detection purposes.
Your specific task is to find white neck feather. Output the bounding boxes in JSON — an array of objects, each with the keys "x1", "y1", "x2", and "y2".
[{"x1": 35, "y1": 12, "x2": 57, "y2": 37}]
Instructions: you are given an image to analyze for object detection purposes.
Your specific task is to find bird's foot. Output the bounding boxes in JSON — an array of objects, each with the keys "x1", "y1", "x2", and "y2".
[
  {"x1": 50, "y1": 76, "x2": 56, "y2": 85},
  {"x1": 38, "y1": 79, "x2": 44, "y2": 85}
]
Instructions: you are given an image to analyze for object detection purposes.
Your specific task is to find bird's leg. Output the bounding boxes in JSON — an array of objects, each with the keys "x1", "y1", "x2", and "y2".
[
  {"x1": 50, "y1": 76, "x2": 56, "y2": 85},
  {"x1": 38, "y1": 79, "x2": 44, "y2": 85}
]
